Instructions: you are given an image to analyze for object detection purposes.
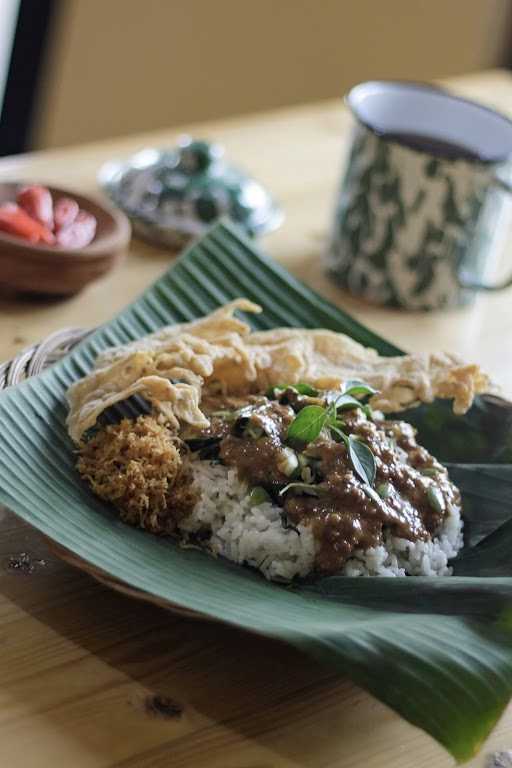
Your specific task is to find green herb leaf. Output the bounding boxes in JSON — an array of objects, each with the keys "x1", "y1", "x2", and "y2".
[
  {"x1": 330, "y1": 425, "x2": 348, "y2": 443},
  {"x1": 333, "y1": 394, "x2": 369, "y2": 412},
  {"x1": 267, "y1": 382, "x2": 319, "y2": 398},
  {"x1": 348, "y1": 436, "x2": 376, "y2": 486},
  {"x1": 343, "y1": 380, "x2": 378, "y2": 398},
  {"x1": 362, "y1": 404, "x2": 374, "y2": 421},
  {"x1": 287, "y1": 405, "x2": 328, "y2": 443},
  {"x1": 293, "y1": 383, "x2": 319, "y2": 396}
]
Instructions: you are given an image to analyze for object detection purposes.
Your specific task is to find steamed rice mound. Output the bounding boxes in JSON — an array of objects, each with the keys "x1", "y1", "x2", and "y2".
[
  {"x1": 70, "y1": 301, "x2": 477, "y2": 582},
  {"x1": 77, "y1": 415, "x2": 463, "y2": 581}
]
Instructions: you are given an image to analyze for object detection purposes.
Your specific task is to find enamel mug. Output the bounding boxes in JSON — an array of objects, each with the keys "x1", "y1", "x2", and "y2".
[{"x1": 327, "y1": 81, "x2": 512, "y2": 310}]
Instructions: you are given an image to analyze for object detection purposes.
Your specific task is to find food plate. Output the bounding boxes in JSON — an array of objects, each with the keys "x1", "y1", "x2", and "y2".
[{"x1": 0, "y1": 220, "x2": 511, "y2": 761}]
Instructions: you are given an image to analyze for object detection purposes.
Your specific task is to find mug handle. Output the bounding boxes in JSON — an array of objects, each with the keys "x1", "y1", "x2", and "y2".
[{"x1": 457, "y1": 174, "x2": 512, "y2": 291}]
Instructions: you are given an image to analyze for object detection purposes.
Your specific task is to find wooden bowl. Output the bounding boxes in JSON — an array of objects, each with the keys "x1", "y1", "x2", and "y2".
[{"x1": 0, "y1": 182, "x2": 131, "y2": 295}]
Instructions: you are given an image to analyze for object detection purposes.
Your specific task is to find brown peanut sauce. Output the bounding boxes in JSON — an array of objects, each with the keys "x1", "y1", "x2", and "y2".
[{"x1": 190, "y1": 394, "x2": 461, "y2": 574}]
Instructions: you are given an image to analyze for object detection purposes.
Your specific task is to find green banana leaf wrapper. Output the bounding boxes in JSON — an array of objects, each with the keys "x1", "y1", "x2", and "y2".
[{"x1": 0, "y1": 220, "x2": 511, "y2": 763}]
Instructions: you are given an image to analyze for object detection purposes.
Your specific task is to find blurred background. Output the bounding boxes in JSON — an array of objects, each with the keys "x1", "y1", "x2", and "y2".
[{"x1": 0, "y1": 0, "x2": 511, "y2": 156}]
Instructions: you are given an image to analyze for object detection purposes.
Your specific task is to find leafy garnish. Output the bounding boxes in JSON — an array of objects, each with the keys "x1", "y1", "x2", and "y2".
[
  {"x1": 287, "y1": 405, "x2": 328, "y2": 443},
  {"x1": 286, "y1": 383, "x2": 378, "y2": 487},
  {"x1": 343, "y1": 380, "x2": 378, "y2": 398},
  {"x1": 362, "y1": 404, "x2": 374, "y2": 421},
  {"x1": 348, "y1": 436, "x2": 377, "y2": 486},
  {"x1": 276, "y1": 447, "x2": 299, "y2": 476},
  {"x1": 293, "y1": 383, "x2": 319, "y2": 396},
  {"x1": 427, "y1": 485, "x2": 445, "y2": 514},
  {"x1": 267, "y1": 382, "x2": 319, "y2": 398},
  {"x1": 420, "y1": 467, "x2": 442, "y2": 477},
  {"x1": 376, "y1": 482, "x2": 391, "y2": 499},
  {"x1": 332, "y1": 394, "x2": 369, "y2": 412}
]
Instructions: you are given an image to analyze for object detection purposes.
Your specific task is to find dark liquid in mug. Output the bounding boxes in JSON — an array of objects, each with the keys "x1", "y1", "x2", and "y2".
[{"x1": 383, "y1": 132, "x2": 480, "y2": 161}]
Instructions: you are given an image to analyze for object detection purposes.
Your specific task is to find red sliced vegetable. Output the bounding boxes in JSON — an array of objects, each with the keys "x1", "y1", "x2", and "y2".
[
  {"x1": 0, "y1": 187, "x2": 96, "y2": 249},
  {"x1": 0, "y1": 203, "x2": 55, "y2": 244},
  {"x1": 56, "y1": 210, "x2": 97, "y2": 248},
  {"x1": 17, "y1": 185, "x2": 54, "y2": 230},
  {"x1": 54, "y1": 197, "x2": 79, "y2": 232}
]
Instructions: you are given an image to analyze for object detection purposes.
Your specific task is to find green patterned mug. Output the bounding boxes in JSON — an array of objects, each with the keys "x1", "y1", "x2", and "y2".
[{"x1": 327, "y1": 81, "x2": 512, "y2": 310}]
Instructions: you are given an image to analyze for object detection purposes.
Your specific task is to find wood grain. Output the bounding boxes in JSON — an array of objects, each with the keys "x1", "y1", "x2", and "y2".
[
  {"x1": 1, "y1": 70, "x2": 512, "y2": 395},
  {"x1": 0, "y1": 70, "x2": 512, "y2": 768}
]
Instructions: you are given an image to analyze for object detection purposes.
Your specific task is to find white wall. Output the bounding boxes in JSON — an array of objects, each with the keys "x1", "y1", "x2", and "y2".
[
  {"x1": 0, "y1": 0, "x2": 20, "y2": 112},
  {"x1": 34, "y1": 0, "x2": 512, "y2": 149}
]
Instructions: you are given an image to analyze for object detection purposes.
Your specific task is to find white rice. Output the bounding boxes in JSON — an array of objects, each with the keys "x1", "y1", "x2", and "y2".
[{"x1": 178, "y1": 460, "x2": 463, "y2": 581}]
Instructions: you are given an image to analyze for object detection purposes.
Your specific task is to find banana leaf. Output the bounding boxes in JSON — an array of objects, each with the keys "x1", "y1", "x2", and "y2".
[
  {"x1": 397, "y1": 396, "x2": 512, "y2": 464},
  {"x1": 0, "y1": 219, "x2": 511, "y2": 763}
]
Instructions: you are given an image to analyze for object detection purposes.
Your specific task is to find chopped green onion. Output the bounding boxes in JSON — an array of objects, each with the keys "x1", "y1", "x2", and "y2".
[
  {"x1": 248, "y1": 486, "x2": 271, "y2": 507},
  {"x1": 335, "y1": 394, "x2": 367, "y2": 411},
  {"x1": 427, "y1": 486, "x2": 445, "y2": 514},
  {"x1": 267, "y1": 382, "x2": 319, "y2": 398},
  {"x1": 300, "y1": 465, "x2": 313, "y2": 483},
  {"x1": 287, "y1": 405, "x2": 328, "y2": 444},
  {"x1": 363, "y1": 485, "x2": 382, "y2": 505},
  {"x1": 377, "y1": 482, "x2": 391, "y2": 499},
  {"x1": 245, "y1": 424, "x2": 264, "y2": 440},
  {"x1": 363, "y1": 404, "x2": 374, "y2": 421},
  {"x1": 210, "y1": 410, "x2": 239, "y2": 422},
  {"x1": 293, "y1": 383, "x2": 319, "y2": 396},
  {"x1": 330, "y1": 425, "x2": 348, "y2": 443},
  {"x1": 421, "y1": 467, "x2": 442, "y2": 477},
  {"x1": 277, "y1": 447, "x2": 299, "y2": 476},
  {"x1": 298, "y1": 453, "x2": 309, "y2": 468}
]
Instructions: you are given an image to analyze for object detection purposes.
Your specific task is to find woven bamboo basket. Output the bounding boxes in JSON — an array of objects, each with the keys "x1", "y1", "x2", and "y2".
[
  {"x1": 0, "y1": 327, "x2": 90, "y2": 390},
  {"x1": 0, "y1": 330, "x2": 204, "y2": 620}
]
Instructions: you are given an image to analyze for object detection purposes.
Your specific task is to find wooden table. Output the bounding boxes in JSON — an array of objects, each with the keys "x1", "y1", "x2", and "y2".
[{"x1": 0, "y1": 69, "x2": 511, "y2": 768}]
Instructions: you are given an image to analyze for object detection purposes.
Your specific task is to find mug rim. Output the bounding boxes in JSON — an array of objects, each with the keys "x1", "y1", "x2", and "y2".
[{"x1": 345, "y1": 79, "x2": 512, "y2": 165}]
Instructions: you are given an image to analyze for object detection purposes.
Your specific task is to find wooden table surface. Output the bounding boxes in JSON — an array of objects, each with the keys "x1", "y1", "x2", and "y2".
[{"x1": 0, "y1": 69, "x2": 512, "y2": 768}]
